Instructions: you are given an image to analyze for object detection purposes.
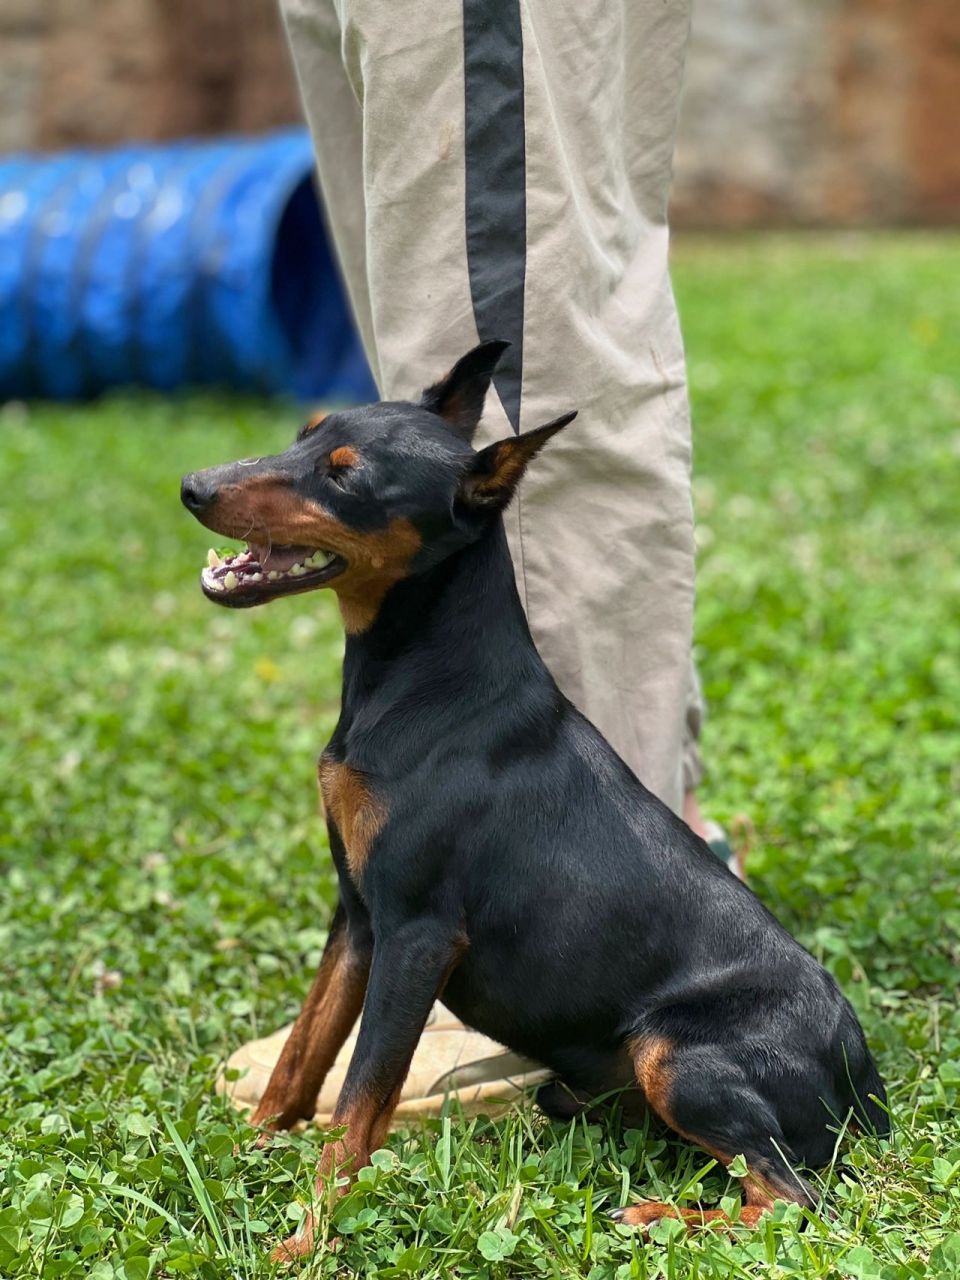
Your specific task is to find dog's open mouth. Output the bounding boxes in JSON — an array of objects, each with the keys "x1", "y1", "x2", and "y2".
[{"x1": 200, "y1": 542, "x2": 346, "y2": 608}]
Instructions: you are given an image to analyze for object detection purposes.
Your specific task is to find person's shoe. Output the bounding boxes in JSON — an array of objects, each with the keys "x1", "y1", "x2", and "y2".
[
  {"x1": 218, "y1": 1001, "x2": 550, "y2": 1127},
  {"x1": 702, "y1": 819, "x2": 748, "y2": 881}
]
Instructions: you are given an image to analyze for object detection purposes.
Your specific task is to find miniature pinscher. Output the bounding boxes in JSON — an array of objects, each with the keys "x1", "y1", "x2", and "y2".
[{"x1": 181, "y1": 342, "x2": 888, "y2": 1261}]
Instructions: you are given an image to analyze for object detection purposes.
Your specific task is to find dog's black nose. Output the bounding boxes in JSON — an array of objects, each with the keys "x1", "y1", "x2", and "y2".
[{"x1": 181, "y1": 472, "x2": 217, "y2": 514}]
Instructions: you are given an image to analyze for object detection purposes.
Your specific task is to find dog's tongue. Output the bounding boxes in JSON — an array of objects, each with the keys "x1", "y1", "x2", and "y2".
[{"x1": 247, "y1": 543, "x2": 308, "y2": 572}]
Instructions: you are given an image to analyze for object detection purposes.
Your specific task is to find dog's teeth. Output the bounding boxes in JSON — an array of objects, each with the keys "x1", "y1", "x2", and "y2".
[
  {"x1": 250, "y1": 572, "x2": 263, "y2": 582},
  {"x1": 268, "y1": 570, "x2": 280, "y2": 581},
  {"x1": 208, "y1": 578, "x2": 224, "y2": 591},
  {"x1": 223, "y1": 571, "x2": 238, "y2": 590},
  {"x1": 207, "y1": 548, "x2": 222, "y2": 569},
  {"x1": 290, "y1": 563, "x2": 305, "y2": 576}
]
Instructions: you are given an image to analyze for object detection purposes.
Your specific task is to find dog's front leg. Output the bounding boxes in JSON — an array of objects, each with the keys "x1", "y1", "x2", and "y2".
[
  {"x1": 250, "y1": 902, "x2": 371, "y2": 1135},
  {"x1": 270, "y1": 919, "x2": 463, "y2": 1262}
]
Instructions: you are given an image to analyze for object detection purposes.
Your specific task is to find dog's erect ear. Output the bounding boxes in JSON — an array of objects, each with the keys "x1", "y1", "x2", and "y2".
[
  {"x1": 455, "y1": 411, "x2": 577, "y2": 515},
  {"x1": 420, "y1": 340, "x2": 510, "y2": 441}
]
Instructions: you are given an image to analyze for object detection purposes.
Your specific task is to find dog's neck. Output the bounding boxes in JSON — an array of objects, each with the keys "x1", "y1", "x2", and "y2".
[{"x1": 333, "y1": 519, "x2": 556, "y2": 760}]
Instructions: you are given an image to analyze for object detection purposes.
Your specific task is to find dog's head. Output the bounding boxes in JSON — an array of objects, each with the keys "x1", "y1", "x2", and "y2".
[{"x1": 181, "y1": 341, "x2": 575, "y2": 631}]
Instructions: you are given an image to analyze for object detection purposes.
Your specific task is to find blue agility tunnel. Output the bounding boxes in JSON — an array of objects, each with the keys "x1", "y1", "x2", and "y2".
[{"x1": 0, "y1": 128, "x2": 376, "y2": 402}]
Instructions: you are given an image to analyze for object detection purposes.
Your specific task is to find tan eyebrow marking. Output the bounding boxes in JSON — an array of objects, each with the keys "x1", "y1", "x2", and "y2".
[
  {"x1": 301, "y1": 412, "x2": 328, "y2": 436},
  {"x1": 330, "y1": 446, "x2": 359, "y2": 468}
]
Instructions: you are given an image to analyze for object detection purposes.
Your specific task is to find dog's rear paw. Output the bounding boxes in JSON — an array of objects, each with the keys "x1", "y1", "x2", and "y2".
[
  {"x1": 609, "y1": 1202, "x2": 667, "y2": 1233},
  {"x1": 610, "y1": 1201, "x2": 771, "y2": 1235}
]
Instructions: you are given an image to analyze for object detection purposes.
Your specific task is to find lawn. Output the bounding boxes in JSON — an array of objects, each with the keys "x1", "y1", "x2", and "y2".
[{"x1": 1, "y1": 234, "x2": 958, "y2": 1279}]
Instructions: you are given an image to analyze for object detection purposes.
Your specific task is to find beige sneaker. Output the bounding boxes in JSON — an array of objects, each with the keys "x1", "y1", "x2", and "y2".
[{"x1": 217, "y1": 1002, "x2": 550, "y2": 1127}]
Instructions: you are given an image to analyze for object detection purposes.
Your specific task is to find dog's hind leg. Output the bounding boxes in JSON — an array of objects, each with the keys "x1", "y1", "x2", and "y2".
[
  {"x1": 612, "y1": 1035, "x2": 819, "y2": 1232},
  {"x1": 249, "y1": 903, "x2": 371, "y2": 1135},
  {"x1": 536, "y1": 1044, "x2": 643, "y2": 1123}
]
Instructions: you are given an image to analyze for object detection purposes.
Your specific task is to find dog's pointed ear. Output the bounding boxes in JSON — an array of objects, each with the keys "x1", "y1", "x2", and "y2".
[
  {"x1": 456, "y1": 411, "x2": 577, "y2": 515},
  {"x1": 420, "y1": 340, "x2": 510, "y2": 441}
]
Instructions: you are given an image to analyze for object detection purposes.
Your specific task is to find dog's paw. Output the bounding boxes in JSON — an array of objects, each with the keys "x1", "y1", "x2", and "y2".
[
  {"x1": 269, "y1": 1214, "x2": 342, "y2": 1266},
  {"x1": 609, "y1": 1202, "x2": 673, "y2": 1233},
  {"x1": 610, "y1": 1201, "x2": 770, "y2": 1235},
  {"x1": 269, "y1": 1225, "x2": 315, "y2": 1265}
]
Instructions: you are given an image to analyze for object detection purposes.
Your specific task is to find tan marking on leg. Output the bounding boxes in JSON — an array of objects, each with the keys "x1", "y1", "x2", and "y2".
[
  {"x1": 318, "y1": 1081, "x2": 403, "y2": 1189},
  {"x1": 631, "y1": 1035, "x2": 678, "y2": 1124},
  {"x1": 250, "y1": 931, "x2": 368, "y2": 1133},
  {"x1": 623, "y1": 1035, "x2": 788, "y2": 1233},
  {"x1": 615, "y1": 1176, "x2": 779, "y2": 1233},
  {"x1": 616, "y1": 1202, "x2": 725, "y2": 1230},
  {"x1": 318, "y1": 757, "x2": 386, "y2": 878},
  {"x1": 742, "y1": 1175, "x2": 778, "y2": 1211},
  {"x1": 366, "y1": 1081, "x2": 404, "y2": 1156},
  {"x1": 614, "y1": 1200, "x2": 774, "y2": 1231},
  {"x1": 320, "y1": 1090, "x2": 380, "y2": 1180},
  {"x1": 270, "y1": 1082, "x2": 404, "y2": 1264},
  {"x1": 630, "y1": 1035, "x2": 730, "y2": 1164}
]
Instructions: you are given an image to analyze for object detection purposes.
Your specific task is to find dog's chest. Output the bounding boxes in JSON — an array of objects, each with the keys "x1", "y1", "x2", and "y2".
[{"x1": 318, "y1": 755, "x2": 385, "y2": 880}]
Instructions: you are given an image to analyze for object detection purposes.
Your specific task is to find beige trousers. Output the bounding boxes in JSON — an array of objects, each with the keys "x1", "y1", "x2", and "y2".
[{"x1": 280, "y1": 0, "x2": 701, "y2": 812}]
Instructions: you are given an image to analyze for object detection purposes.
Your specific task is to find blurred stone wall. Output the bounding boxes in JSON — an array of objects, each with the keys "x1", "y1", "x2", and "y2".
[
  {"x1": 671, "y1": 0, "x2": 960, "y2": 226},
  {"x1": 2, "y1": 0, "x2": 958, "y2": 226},
  {"x1": 0, "y1": 0, "x2": 299, "y2": 153}
]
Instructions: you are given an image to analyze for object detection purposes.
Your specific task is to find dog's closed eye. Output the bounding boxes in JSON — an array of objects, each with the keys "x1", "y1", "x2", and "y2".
[{"x1": 323, "y1": 446, "x2": 359, "y2": 488}]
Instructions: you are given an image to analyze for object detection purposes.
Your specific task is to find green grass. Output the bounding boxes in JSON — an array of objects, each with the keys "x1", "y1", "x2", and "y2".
[{"x1": 1, "y1": 233, "x2": 958, "y2": 1278}]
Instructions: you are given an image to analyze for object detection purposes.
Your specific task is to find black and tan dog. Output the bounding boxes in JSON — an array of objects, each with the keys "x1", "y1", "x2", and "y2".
[{"x1": 181, "y1": 342, "x2": 888, "y2": 1261}]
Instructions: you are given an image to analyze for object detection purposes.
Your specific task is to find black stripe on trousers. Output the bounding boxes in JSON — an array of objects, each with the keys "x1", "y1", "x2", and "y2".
[{"x1": 463, "y1": 0, "x2": 526, "y2": 434}]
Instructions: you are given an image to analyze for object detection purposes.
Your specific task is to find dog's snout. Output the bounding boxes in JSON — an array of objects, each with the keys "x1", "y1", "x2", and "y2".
[{"x1": 181, "y1": 472, "x2": 218, "y2": 515}]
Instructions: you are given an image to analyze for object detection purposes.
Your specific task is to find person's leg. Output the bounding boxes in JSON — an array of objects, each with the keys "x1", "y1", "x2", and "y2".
[
  {"x1": 682, "y1": 661, "x2": 747, "y2": 878},
  {"x1": 284, "y1": 0, "x2": 726, "y2": 836},
  {"x1": 682, "y1": 659, "x2": 707, "y2": 835},
  {"x1": 286, "y1": 0, "x2": 695, "y2": 811},
  {"x1": 277, "y1": 0, "x2": 380, "y2": 388},
  {"x1": 512, "y1": 0, "x2": 695, "y2": 813}
]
